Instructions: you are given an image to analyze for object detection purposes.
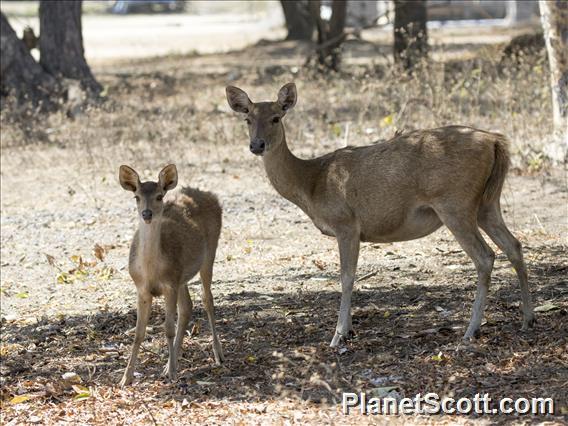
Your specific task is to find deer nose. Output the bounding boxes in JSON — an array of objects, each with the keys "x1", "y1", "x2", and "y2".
[
  {"x1": 141, "y1": 209, "x2": 152, "y2": 222},
  {"x1": 250, "y1": 139, "x2": 266, "y2": 155}
]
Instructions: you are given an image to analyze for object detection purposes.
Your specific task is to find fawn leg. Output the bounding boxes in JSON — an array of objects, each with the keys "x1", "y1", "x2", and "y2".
[
  {"x1": 120, "y1": 292, "x2": 152, "y2": 387},
  {"x1": 200, "y1": 262, "x2": 224, "y2": 364},
  {"x1": 162, "y1": 288, "x2": 178, "y2": 380},
  {"x1": 173, "y1": 285, "x2": 193, "y2": 359}
]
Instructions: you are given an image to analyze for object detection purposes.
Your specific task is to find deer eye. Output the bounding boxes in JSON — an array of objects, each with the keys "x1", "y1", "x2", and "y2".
[
  {"x1": 272, "y1": 117, "x2": 280, "y2": 124},
  {"x1": 156, "y1": 195, "x2": 163, "y2": 201},
  {"x1": 134, "y1": 196, "x2": 140, "y2": 202},
  {"x1": 245, "y1": 118, "x2": 251, "y2": 125}
]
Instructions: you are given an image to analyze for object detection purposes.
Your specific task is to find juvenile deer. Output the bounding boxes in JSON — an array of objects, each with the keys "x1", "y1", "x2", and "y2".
[
  {"x1": 226, "y1": 83, "x2": 535, "y2": 347},
  {"x1": 118, "y1": 164, "x2": 224, "y2": 386}
]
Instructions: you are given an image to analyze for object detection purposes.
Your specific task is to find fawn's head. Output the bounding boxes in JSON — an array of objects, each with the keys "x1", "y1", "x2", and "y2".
[
  {"x1": 226, "y1": 83, "x2": 297, "y2": 156},
  {"x1": 119, "y1": 164, "x2": 178, "y2": 224}
]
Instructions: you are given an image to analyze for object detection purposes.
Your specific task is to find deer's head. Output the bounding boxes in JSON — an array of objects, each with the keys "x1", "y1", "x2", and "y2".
[
  {"x1": 226, "y1": 83, "x2": 297, "y2": 156},
  {"x1": 119, "y1": 164, "x2": 178, "y2": 224}
]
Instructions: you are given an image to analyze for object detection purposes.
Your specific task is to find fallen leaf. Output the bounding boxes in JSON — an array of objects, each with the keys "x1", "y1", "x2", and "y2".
[
  {"x1": 162, "y1": 400, "x2": 175, "y2": 408},
  {"x1": 10, "y1": 394, "x2": 31, "y2": 404},
  {"x1": 62, "y1": 372, "x2": 82, "y2": 385},
  {"x1": 93, "y1": 244, "x2": 105, "y2": 262},
  {"x1": 380, "y1": 114, "x2": 394, "y2": 128},
  {"x1": 534, "y1": 303, "x2": 559, "y2": 312},
  {"x1": 57, "y1": 272, "x2": 73, "y2": 284},
  {"x1": 190, "y1": 320, "x2": 201, "y2": 336},
  {"x1": 45, "y1": 254, "x2": 57, "y2": 267},
  {"x1": 313, "y1": 259, "x2": 325, "y2": 270},
  {"x1": 331, "y1": 123, "x2": 342, "y2": 137},
  {"x1": 97, "y1": 266, "x2": 115, "y2": 281},
  {"x1": 431, "y1": 352, "x2": 445, "y2": 362}
]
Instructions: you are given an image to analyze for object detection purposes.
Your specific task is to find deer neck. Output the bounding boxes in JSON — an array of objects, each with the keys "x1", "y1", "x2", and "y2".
[
  {"x1": 262, "y1": 132, "x2": 315, "y2": 209},
  {"x1": 137, "y1": 217, "x2": 162, "y2": 262}
]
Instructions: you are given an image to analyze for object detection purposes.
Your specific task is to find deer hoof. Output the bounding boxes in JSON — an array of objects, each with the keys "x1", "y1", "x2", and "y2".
[
  {"x1": 119, "y1": 374, "x2": 133, "y2": 388},
  {"x1": 330, "y1": 331, "x2": 348, "y2": 348},
  {"x1": 162, "y1": 364, "x2": 177, "y2": 381},
  {"x1": 462, "y1": 328, "x2": 481, "y2": 341},
  {"x1": 213, "y1": 343, "x2": 224, "y2": 365},
  {"x1": 521, "y1": 314, "x2": 536, "y2": 330}
]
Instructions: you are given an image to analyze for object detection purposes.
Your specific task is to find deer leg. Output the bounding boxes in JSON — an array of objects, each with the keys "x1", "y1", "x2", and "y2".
[
  {"x1": 479, "y1": 203, "x2": 535, "y2": 330},
  {"x1": 120, "y1": 291, "x2": 152, "y2": 387},
  {"x1": 435, "y1": 209, "x2": 495, "y2": 340},
  {"x1": 200, "y1": 260, "x2": 224, "y2": 364},
  {"x1": 162, "y1": 288, "x2": 178, "y2": 380},
  {"x1": 173, "y1": 284, "x2": 193, "y2": 362},
  {"x1": 330, "y1": 233, "x2": 360, "y2": 348}
]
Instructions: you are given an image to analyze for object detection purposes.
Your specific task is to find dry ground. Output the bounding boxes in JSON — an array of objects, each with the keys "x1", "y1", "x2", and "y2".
[{"x1": 1, "y1": 30, "x2": 567, "y2": 425}]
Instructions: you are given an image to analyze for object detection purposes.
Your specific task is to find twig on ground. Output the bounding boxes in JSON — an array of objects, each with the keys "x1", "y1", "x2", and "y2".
[
  {"x1": 142, "y1": 400, "x2": 158, "y2": 426},
  {"x1": 356, "y1": 270, "x2": 379, "y2": 282}
]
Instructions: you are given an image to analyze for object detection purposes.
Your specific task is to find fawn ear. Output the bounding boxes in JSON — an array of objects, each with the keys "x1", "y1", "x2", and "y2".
[
  {"x1": 158, "y1": 164, "x2": 178, "y2": 192},
  {"x1": 277, "y1": 82, "x2": 297, "y2": 112},
  {"x1": 226, "y1": 86, "x2": 252, "y2": 114},
  {"x1": 119, "y1": 165, "x2": 140, "y2": 192}
]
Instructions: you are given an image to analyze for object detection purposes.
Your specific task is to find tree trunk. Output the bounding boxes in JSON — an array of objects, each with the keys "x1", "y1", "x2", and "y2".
[
  {"x1": 39, "y1": 0, "x2": 101, "y2": 95},
  {"x1": 539, "y1": 0, "x2": 567, "y2": 151},
  {"x1": 311, "y1": 0, "x2": 348, "y2": 71},
  {"x1": 394, "y1": 0, "x2": 428, "y2": 70},
  {"x1": 280, "y1": 0, "x2": 314, "y2": 41},
  {"x1": 0, "y1": 12, "x2": 58, "y2": 108}
]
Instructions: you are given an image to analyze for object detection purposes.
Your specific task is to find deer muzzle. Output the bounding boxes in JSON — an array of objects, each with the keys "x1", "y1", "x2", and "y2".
[
  {"x1": 250, "y1": 138, "x2": 266, "y2": 155},
  {"x1": 141, "y1": 209, "x2": 153, "y2": 224}
]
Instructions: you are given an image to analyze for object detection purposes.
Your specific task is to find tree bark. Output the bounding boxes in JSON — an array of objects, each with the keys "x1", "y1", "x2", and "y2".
[
  {"x1": 539, "y1": 0, "x2": 567, "y2": 145},
  {"x1": 39, "y1": 0, "x2": 101, "y2": 95},
  {"x1": 311, "y1": 0, "x2": 348, "y2": 71},
  {"x1": 394, "y1": 0, "x2": 428, "y2": 70},
  {"x1": 1, "y1": 12, "x2": 58, "y2": 108},
  {"x1": 280, "y1": 0, "x2": 314, "y2": 41}
]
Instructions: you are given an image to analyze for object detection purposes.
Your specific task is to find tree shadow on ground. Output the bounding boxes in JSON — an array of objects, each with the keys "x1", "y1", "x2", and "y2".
[{"x1": 1, "y1": 244, "x2": 566, "y2": 421}]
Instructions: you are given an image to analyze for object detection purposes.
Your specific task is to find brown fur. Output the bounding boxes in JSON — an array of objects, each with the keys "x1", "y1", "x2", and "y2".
[
  {"x1": 118, "y1": 165, "x2": 224, "y2": 387},
  {"x1": 127, "y1": 187, "x2": 222, "y2": 295},
  {"x1": 483, "y1": 134, "x2": 510, "y2": 204},
  {"x1": 226, "y1": 83, "x2": 535, "y2": 347}
]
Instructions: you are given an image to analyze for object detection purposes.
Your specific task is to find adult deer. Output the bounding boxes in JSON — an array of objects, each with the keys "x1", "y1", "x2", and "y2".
[{"x1": 226, "y1": 83, "x2": 535, "y2": 347}]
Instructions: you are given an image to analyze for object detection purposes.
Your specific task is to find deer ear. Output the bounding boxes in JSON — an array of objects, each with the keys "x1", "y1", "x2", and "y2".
[
  {"x1": 119, "y1": 165, "x2": 140, "y2": 192},
  {"x1": 277, "y1": 82, "x2": 297, "y2": 112},
  {"x1": 158, "y1": 164, "x2": 178, "y2": 192},
  {"x1": 226, "y1": 86, "x2": 252, "y2": 114}
]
